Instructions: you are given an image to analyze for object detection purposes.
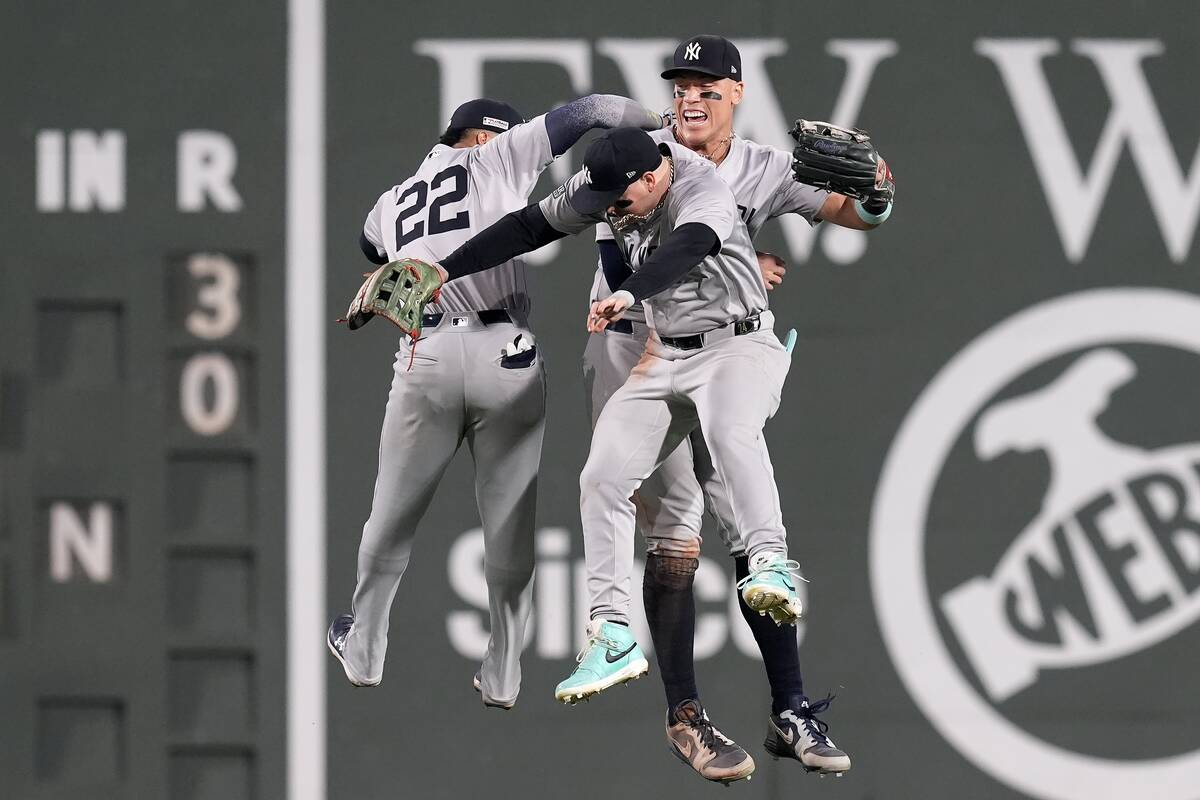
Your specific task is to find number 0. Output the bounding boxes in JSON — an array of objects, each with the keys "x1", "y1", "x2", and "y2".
[{"x1": 180, "y1": 353, "x2": 239, "y2": 436}]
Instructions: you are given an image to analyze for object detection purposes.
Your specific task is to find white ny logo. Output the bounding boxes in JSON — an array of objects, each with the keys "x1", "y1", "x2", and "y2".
[{"x1": 685, "y1": 42, "x2": 701, "y2": 60}]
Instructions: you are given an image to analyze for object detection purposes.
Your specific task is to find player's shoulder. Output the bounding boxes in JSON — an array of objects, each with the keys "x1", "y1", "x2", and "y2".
[
  {"x1": 731, "y1": 136, "x2": 792, "y2": 170},
  {"x1": 646, "y1": 127, "x2": 674, "y2": 145},
  {"x1": 474, "y1": 115, "x2": 548, "y2": 159},
  {"x1": 664, "y1": 142, "x2": 724, "y2": 187}
]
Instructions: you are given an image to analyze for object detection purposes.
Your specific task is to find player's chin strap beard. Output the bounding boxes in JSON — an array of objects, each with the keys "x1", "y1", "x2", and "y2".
[
  {"x1": 671, "y1": 124, "x2": 733, "y2": 163},
  {"x1": 609, "y1": 157, "x2": 674, "y2": 232}
]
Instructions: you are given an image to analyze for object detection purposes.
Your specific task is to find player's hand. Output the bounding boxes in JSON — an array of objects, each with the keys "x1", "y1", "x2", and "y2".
[
  {"x1": 587, "y1": 291, "x2": 633, "y2": 332},
  {"x1": 757, "y1": 251, "x2": 787, "y2": 291},
  {"x1": 431, "y1": 261, "x2": 449, "y2": 283}
]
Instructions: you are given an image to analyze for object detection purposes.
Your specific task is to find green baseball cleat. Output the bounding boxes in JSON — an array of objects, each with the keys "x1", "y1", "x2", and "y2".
[
  {"x1": 555, "y1": 619, "x2": 649, "y2": 704},
  {"x1": 736, "y1": 552, "x2": 806, "y2": 625}
]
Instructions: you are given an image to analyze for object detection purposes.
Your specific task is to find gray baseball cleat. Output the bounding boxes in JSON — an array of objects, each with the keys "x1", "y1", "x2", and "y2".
[
  {"x1": 764, "y1": 695, "x2": 851, "y2": 776},
  {"x1": 472, "y1": 672, "x2": 515, "y2": 710},
  {"x1": 326, "y1": 614, "x2": 380, "y2": 687},
  {"x1": 666, "y1": 699, "x2": 755, "y2": 785}
]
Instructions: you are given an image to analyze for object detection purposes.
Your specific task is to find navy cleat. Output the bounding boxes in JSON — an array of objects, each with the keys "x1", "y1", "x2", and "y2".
[
  {"x1": 764, "y1": 695, "x2": 851, "y2": 776},
  {"x1": 326, "y1": 614, "x2": 380, "y2": 687}
]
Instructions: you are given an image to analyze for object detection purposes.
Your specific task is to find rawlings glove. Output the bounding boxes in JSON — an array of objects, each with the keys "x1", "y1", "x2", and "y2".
[
  {"x1": 789, "y1": 119, "x2": 894, "y2": 213},
  {"x1": 342, "y1": 258, "x2": 444, "y2": 339}
]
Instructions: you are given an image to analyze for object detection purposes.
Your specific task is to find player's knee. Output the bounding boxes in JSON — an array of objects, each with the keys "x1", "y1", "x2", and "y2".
[
  {"x1": 579, "y1": 455, "x2": 630, "y2": 499},
  {"x1": 644, "y1": 552, "x2": 699, "y2": 591}
]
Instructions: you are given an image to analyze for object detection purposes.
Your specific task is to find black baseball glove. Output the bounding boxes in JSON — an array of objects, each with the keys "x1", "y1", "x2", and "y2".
[{"x1": 789, "y1": 119, "x2": 894, "y2": 213}]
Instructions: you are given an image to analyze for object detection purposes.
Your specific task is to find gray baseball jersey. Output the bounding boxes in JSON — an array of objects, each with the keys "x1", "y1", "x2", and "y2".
[
  {"x1": 581, "y1": 132, "x2": 830, "y2": 563},
  {"x1": 345, "y1": 115, "x2": 560, "y2": 707},
  {"x1": 542, "y1": 141, "x2": 765, "y2": 337},
  {"x1": 589, "y1": 130, "x2": 829, "y2": 318},
  {"x1": 362, "y1": 114, "x2": 554, "y2": 314}
]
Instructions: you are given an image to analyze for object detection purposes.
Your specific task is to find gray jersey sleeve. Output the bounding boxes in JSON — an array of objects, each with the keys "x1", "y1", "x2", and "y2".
[
  {"x1": 673, "y1": 172, "x2": 738, "y2": 243},
  {"x1": 538, "y1": 170, "x2": 602, "y2": 236},
  {"x1": 763, "y1": 146, "x2": 829, "y2": 224},
  {"x1": 362, "y1": 190, "x2": 388, "y2": 257},
  {"x1": 472, "y1": 114, "x2": 554, "y2": 198}
]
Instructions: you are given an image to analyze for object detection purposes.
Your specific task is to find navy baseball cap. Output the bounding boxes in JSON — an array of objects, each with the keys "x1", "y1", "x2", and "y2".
[
  {"x1": 570, "y1": 128, "x2": 666, "y2": 214},
  {"x1": 661, "y1": 34, "x2": 742, "y2": 81},
  {"x1": 448, "y1": 98, "x2": 524, "y2": 134}
]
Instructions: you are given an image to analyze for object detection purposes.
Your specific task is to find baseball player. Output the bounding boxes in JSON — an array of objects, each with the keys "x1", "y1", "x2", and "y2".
[
  {"x1": 327, "y1": 94, "x2": 664, "y2": 710},
  {"x1": 583, "y1": 35, "x2": 894, "y2": 782},
  {"x1": 432, "y1": 125, "x2": 810, "y2": 782}
]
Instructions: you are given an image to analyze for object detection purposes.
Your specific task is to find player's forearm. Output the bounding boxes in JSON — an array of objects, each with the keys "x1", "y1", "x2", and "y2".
[
  {"x1": 598, "y1": 239, "x2": 632, "y2": 292},
  {"x1": 616, "y1": 223, "x2": 718, "y2": 302},
  {"x1": 545, "y1": 94, "x2": 663, "y2": 157},
  {"x1": 440, "y1": 204, "x2": 566, "y2": 281}
]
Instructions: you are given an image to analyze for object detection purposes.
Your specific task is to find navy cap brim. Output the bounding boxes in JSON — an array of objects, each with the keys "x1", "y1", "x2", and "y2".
[
  {"x1": 570, "y1": 184, "x2": 626, "y2": 215},
  {"x1": 660, "y1": 65, "x2": 731, "y2": 80}
]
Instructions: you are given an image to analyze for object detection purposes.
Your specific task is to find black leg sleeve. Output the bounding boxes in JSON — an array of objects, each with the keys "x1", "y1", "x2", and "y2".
[
  {"x1": 735, "y1": 555, "x2": 806, "y2": 713},
  {"x1": 644, "y1": 554, "x2": 700, "y2": 711}
]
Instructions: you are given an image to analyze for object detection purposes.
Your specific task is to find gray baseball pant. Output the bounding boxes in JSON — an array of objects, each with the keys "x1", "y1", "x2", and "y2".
[
  {"x1": 580, "y1": 317, "x2": 790, "y2": 623},
  {"x1": 343, "y1": 312, "x2": 545, "y2": 706},
  {"x1": 582, "y1": 325, "x2": 742, "y2": 558}
]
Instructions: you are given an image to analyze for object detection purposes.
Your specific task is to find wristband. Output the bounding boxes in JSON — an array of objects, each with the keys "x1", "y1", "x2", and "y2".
[{"x1": 854, "y1": 198, "x2": 892, "y2": 225}]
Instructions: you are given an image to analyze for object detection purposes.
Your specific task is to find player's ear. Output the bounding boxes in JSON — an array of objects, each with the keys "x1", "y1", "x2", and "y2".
[
  {"x1": 475, "y1": 130, "x2": 492, "y2": 147},
  {"x1": 730, "y1": 81, "x2": 744, "y2": 107}
]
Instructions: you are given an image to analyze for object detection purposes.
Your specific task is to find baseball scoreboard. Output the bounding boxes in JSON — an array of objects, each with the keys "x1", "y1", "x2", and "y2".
[{"x1": 1, "y1": 4, "x2": 286, "y2": 798}]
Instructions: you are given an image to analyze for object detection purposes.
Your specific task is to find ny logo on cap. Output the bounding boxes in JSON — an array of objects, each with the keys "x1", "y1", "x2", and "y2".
[
  {"x1": 582, "y1": 166, "x2": 593, "y2": 184},
  {"x1": 685, "y1": 42, "x2": 701, "y2": 60}
]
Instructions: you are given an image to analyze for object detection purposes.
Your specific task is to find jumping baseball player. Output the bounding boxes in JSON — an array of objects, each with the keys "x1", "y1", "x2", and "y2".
[
  {"x1": 583, "y1": 35, "x2": 894, "y2": 783},
  {"x1": 431, "y1": 125, "x2": 812, "y2": 781},
  {"x1": 327, "y1": 94, "x2": 664, "y2": 710}
]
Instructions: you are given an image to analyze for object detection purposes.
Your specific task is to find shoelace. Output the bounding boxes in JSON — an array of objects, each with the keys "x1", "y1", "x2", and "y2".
[
  {"x1": 574, "y1": 632, "x2": 622, "y2": 664},
  {"x1": 797, "y1": 694, "x2": 836, "y2": 745},
  {"x1": 684, "y1": 714, "x2": 735, "y2": 752},
  {"x1": 735, "y1": 558, "x2": 809, "y2": 590}
]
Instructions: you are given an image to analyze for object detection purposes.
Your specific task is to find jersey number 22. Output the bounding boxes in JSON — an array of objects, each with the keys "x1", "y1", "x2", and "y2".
[{"x1": 395, "y1": 164, "x2": 470, "y2": 247}]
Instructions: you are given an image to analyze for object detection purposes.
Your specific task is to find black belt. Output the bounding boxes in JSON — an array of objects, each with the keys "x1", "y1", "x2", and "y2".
[
  {"x1": 421, "y1": 309, "x2": 512, "y2": 327},
  {"x1": 658, "y1": 315, "x2": 762, "y2": 351},
  {"x1": 607, "y1": 319, "x2": 634, "y2": 335}
]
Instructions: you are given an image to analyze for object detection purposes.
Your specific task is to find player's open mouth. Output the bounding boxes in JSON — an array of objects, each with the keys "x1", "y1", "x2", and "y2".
[{"x1": 681, "y1": 109, "x2": 709, "y2": 126}]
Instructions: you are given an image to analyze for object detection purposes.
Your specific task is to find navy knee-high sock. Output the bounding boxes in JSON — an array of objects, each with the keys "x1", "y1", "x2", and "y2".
[
  {"x1": 643, "y1": 554, "x2": 700, "y2": 711},
  {"x1": 736, "y1": 554, "x2": 805, "y2": 714}
]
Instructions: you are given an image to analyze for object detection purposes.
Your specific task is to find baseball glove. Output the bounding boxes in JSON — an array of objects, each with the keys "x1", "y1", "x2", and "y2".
[
  {"x1": 789, "y1": 119, "x2": 894, "y2": 209},
  {"x1": 342, "y1": 258, "x2": 443, "y2": 339}
]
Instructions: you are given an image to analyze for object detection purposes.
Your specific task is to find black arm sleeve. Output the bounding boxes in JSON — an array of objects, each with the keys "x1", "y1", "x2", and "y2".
[
  {"x1": 359, "y1": 231, "x2": 388, "y2": 265},
  {"x1": 615, "y1": 223, "x2": 719, "y2": 302},
  {"x1": 440, "y1": 204, "x2": 567, "y2": 281},
  {"x1": 544, "y1": 94, "x2": 662, "y2": 157},
  {"x1": 598, "y1": 239, "x2": 631, "y2": 293}
]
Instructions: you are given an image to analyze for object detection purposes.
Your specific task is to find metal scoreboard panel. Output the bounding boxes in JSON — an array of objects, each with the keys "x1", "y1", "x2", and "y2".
[{"x1": 0, "y1": 4, "x2": 286, "y2": 798}]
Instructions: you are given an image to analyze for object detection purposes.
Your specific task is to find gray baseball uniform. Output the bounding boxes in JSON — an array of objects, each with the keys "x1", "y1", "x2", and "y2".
[
  {"x1": 542, "y1": 142, "x2": 795, "y2": 623},
  {"x1": 582, "y1": 131, "x2": 827, "y2": 559},
  {"x1": 344, "y1": 96, "x2": 661, "y2": 705}
]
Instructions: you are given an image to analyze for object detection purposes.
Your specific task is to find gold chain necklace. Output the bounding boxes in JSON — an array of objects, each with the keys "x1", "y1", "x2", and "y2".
[
  {"x1": 609, "y1": 157, "x2": 674, "y2": 232},
  {"x1": 671, "y1": 125, "x2": 733, "y2": 163}
]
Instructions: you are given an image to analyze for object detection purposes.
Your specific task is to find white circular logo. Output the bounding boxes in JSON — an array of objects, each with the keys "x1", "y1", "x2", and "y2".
[{"x1": 871, "y1": 288, "x2": 1200, "y2": 800}]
